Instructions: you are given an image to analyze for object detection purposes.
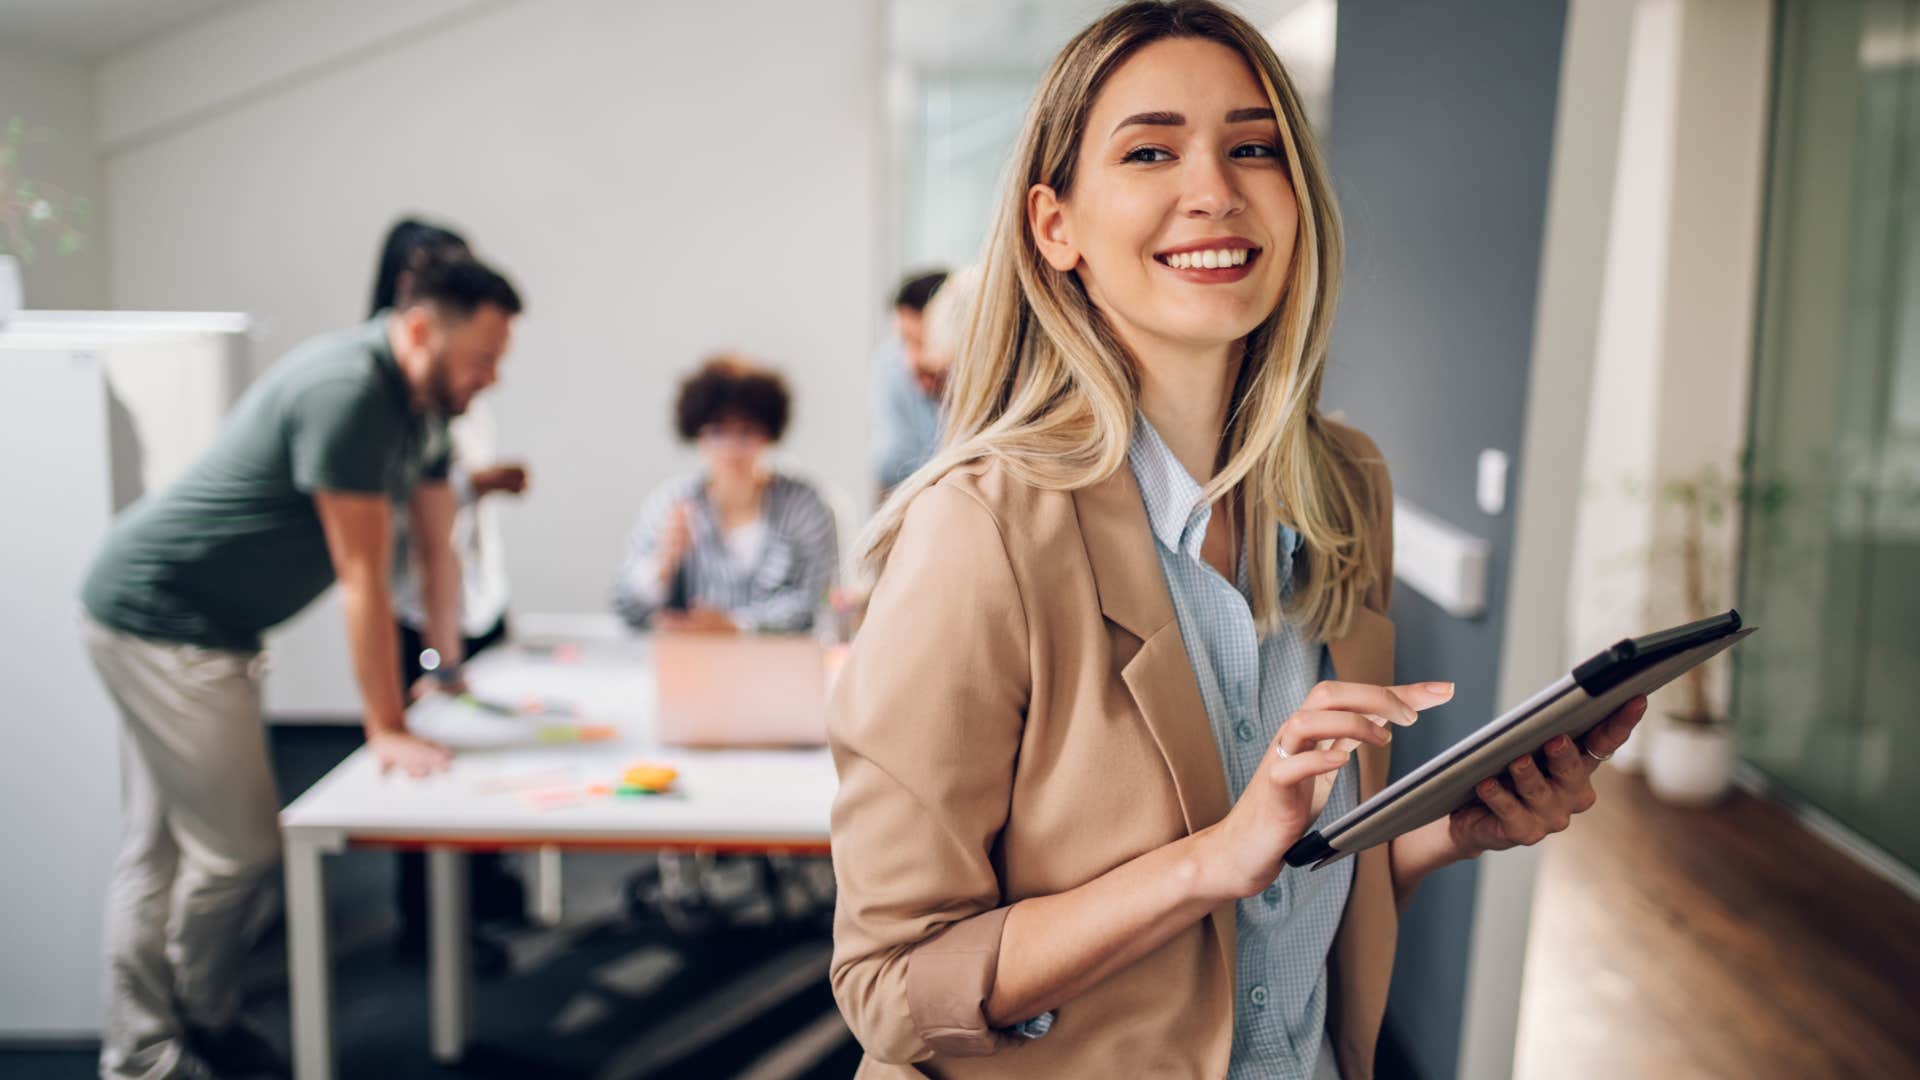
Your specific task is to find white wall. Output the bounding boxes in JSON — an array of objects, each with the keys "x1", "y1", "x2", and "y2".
[
  {"x1": 1567, "y1": 0, "x2": 1771, "y2": 715},
  {"x1": 98, "y1": 0, "x2": 885, "y2": 643},
  {"x1": 0, "y1": 44, "x2": 109, "y2": 309}
]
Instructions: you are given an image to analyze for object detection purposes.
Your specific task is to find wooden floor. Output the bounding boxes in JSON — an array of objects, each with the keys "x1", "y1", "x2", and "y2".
[{"x1": 1514, "y1": 767, "x2": 1920, "y2": 1080}]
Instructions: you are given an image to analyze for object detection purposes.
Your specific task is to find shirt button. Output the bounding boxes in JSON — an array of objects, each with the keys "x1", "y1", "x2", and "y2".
[
  {"x1": 1262, "y1": 885, "x2": 1281, "y2": 906},
  {"x1": 1249, "y1": 984, "x2": 1269, "y2": 1008},
  {"x1": 1233, "y1": 720, "x2": 1257, "y2": 743}
]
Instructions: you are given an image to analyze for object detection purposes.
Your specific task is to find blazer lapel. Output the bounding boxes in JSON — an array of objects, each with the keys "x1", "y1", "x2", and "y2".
[
  {"x1": 1073, "y1": 465, "x2": 1240, "y2": 982},
  {"x1": 1073, "y1": 467, "x2": 1232, "y2": 836}
]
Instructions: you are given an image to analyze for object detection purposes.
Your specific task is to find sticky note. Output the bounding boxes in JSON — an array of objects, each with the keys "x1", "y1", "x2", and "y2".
[{"x1": 517, "y1": 785, "x2": 587, "y2": 810}]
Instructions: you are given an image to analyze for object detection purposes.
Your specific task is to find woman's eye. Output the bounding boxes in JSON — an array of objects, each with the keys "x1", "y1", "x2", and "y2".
[
  {"x1": 1231, "y1": 142, "x2": 1279, "y2": 159},
  {"x1": 1123, "y1": 146, "x2": 1174, "y2": 163}
]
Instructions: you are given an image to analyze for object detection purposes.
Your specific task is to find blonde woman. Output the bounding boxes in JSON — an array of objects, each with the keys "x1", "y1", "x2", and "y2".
[{"x1": 826, "y1": 3, "x2": 1647, "y2": 1078}]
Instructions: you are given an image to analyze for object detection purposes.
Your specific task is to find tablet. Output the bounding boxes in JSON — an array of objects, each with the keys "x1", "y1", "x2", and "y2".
[{"x1": 1284, "y1": 610, "x2": 1755, "y2": 870}]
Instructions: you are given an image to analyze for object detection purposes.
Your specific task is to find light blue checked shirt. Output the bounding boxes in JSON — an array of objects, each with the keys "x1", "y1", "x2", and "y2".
[
  {"x1": 873, "y1": 337, "x2": 943, "y2": 492},
  {"x1": 1130, "y1": 415, "x2": 1357, "y2": 1078}
]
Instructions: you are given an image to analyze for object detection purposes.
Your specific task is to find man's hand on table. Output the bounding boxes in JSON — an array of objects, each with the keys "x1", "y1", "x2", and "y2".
[{"x1": 369, "y1": 729, "x2": 453, "y2": 778}]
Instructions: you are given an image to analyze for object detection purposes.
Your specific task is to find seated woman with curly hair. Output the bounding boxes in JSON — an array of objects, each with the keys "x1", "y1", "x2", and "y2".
[{"x1": 612, "y1": 354, "x2": 839, "y2": 633}]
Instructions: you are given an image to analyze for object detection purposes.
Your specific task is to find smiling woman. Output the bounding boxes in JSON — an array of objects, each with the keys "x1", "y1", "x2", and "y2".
[{"x1": 825, "y1": 2, "x2": 1647, "y2": 1078}]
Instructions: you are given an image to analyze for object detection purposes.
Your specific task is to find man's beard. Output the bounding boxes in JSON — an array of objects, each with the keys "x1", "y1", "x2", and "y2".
[{"x1": 426, "y1": 355, "x2": 465, "y2": 416}]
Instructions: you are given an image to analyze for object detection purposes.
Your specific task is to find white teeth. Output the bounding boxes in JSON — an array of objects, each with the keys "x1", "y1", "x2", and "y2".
[{"x1": 1165, "y1": 247, "x2": 1251, "y2": 270}]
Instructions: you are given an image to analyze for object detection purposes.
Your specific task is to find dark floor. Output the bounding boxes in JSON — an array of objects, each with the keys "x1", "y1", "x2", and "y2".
[
  {"x1": 1515, "y1": 766, "x2": 1920, "y2": 1080},
  {"x1": 3, "y1": 724, "x2": 864, "y2": 1079}
]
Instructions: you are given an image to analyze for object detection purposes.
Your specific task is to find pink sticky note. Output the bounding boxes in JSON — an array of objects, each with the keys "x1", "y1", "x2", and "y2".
[{"x1": 516, "y1": 785, "x2": 588, "y2": 810}]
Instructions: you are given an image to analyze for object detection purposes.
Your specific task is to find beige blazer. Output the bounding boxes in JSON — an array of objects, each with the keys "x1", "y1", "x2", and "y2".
[{"x1": 828, "y1": 421, "x2": 1398, "y2": 1079}]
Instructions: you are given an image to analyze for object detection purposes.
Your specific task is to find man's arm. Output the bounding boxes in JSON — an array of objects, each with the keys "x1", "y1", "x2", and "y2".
[
  {"x1": 408, "y1": 481, "x2": 464, "y2": 683},
  {"x1": 314, "y1": 489, "x2": 451, "y2": 777}
]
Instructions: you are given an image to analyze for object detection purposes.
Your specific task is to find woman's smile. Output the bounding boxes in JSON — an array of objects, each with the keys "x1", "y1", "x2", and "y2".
[{"x1": 1153, "y1": 236, "x2": 1263, "y2": 283}]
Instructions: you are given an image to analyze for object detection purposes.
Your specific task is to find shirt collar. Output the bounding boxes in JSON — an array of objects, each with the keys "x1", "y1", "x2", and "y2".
[
  {"x1": 1127, "y1": 414, "x2": 1212, "y2": 559},
  {"x1": 1126, "y1": 413, "x2": 1305, "y2": 567},
  {"x1": 365, "y1": 311, "x2": 420, "y2": 416}
]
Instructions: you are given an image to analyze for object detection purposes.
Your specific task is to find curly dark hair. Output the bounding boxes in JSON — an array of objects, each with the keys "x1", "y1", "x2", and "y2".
[{"x1": 674, "y1": 354, "x2": 791, "y2": 443}]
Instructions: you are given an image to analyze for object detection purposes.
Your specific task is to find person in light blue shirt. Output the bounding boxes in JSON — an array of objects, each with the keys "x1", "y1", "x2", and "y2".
[{"x1": 872, "y1": 269, "x2": 948, "y2": 499}]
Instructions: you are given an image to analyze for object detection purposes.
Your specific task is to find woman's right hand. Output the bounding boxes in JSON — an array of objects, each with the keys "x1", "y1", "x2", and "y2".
[{"x1": 1193, "y1": 680, "x2": 1455, "y2": 900}]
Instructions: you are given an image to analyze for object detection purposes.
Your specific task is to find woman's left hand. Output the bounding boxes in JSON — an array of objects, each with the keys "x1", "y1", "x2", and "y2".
[{"x1": 1448, "y1": 695, "x2": 1649, "y2": 857}]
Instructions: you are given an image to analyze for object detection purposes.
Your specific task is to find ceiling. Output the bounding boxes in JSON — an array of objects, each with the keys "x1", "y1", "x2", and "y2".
[
  {"x1": 889, "y1": 0, "x2": 1315, "y2": 71},
  {"x1": 0, "y1": 0, "x2": 239, "y2": 64}
]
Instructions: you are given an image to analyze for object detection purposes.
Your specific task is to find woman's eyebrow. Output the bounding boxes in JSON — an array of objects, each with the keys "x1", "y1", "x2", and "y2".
[
  {"x1": 1110, "y1": 106, "x2": 1277, "y2": 137},
  {"x1": 1112, "y1": 110, "x2": 1184, "y2": 136}
]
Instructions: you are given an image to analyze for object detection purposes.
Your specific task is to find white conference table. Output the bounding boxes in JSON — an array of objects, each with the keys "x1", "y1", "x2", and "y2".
[{"x1": 279, "y1": 616, "x2": 837, "y2": 1080}]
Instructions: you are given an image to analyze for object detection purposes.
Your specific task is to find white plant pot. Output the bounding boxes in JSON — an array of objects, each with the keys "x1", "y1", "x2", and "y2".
[
  {"x1": 0, "y1": 255, "x2": 21, "y2": 326},
  {"x1": 1645, "y1": 718, "x2": 1737, "y2": 806}
]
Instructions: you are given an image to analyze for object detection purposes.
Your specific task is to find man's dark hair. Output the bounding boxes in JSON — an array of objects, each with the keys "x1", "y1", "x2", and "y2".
[
  {"x1": 674, "y1": 355, "x2": 791, "y2": 442},
  {"x1": 892, "y1": 269, "x2": 949, "y2": 313},
  {"x1": 404, "y1": 258, "x2": 523, "y2": 320},
  {"x1": 370, "y1": 218, "x2": 470, "y2": 316}
]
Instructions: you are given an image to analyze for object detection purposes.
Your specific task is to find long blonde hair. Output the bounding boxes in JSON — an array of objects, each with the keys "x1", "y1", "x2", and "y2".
[{"x1": 860, "y1": 0, "x2": 1379, "y2": 642}]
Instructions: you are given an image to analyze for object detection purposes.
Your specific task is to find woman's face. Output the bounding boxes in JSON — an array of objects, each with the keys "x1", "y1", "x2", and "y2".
[
  {"x1": 1033, "y1": 37, "x2": 1300, "y2": 359},
  {"x1": 698, "y1": 414, "x2": 771, "y2": 477}
]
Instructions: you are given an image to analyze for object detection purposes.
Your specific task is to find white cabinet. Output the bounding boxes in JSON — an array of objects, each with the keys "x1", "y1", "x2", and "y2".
[{"x1": 0, "y1": 312, "x2": 248, "y2": 1037}]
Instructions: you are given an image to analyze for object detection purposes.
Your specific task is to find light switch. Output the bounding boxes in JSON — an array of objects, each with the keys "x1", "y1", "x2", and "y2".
[{"x1": 1477, "y1": 448, "x2": 1508, "y2": 515}]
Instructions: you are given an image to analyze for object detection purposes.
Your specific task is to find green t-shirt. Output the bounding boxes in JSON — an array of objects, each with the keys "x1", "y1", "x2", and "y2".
[{"x1": 81, "y1": 316, "x2": 451, "y2": 650}]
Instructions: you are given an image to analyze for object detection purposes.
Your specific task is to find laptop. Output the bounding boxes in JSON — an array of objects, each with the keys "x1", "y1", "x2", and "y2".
[{"x1": 651, "y1": 633, "x2": 833, "y2": 747}]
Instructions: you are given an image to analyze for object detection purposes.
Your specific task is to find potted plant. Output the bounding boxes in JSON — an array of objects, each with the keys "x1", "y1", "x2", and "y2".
[
  {"x1": 1639, "y1": 458, "x2": 1785, "y2": 805},
  {"x1": 1, "y1": 113, "x2": 93, "y2": 324}
]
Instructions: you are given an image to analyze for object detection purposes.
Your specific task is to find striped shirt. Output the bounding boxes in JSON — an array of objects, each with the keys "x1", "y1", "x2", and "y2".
[{"x1": 611, "y1": 470, "x2": 838, "y2": 633}]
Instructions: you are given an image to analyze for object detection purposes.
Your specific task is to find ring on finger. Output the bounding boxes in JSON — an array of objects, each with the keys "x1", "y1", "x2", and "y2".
[
  {"x1": 1581, "y1": 743, "x2": 1612, "y2": 762},
  {"x1": 1274, "y1": 743, "x2": 1290, "y2": 759}
]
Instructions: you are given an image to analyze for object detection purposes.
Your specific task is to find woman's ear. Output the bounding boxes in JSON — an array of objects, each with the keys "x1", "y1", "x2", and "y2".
[{"x1": 1028, "y1": 184, "x2": 1080, "y2": 272}]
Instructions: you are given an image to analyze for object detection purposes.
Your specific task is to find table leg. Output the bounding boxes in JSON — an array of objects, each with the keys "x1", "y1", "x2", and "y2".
[
  {"x1": 535, "y1": 845, "x2": 563, "y2": 927},
  {"x1": 427, "y1": 847, "x2": 472, "y2": 1063},
  {"x1": 285, "y1": 835, "x2": 334, "y2": 1080}
]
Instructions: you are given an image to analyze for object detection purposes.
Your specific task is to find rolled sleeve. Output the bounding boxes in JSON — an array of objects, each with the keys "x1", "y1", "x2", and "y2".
[
  {"x1": 826, "y1": 481, "x2": 1033, "y2": 1063},
  {"x1": 610, "y1": 482, "x2": 680, "y2": 627}
]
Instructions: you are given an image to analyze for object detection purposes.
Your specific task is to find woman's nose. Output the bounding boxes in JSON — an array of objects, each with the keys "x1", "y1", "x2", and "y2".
[{"x1": 1182, "y1": 154, "x2": 1245, "y2": 218}]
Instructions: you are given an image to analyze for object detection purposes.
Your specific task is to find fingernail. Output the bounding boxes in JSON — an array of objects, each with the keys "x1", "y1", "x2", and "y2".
[
  {"x1": 1424, "y1": 682, "x2": 1456, "y2": 696},
  {"x1": 1513, "y1": 758, "x2": 1531, "y2": 772},
  {"x1": 1479, "y1": 781, "x2": 1498, "y2": 797}
]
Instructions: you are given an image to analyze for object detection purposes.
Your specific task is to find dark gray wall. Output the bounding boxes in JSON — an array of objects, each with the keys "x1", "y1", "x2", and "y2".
[{"x1": 1321, "y1": 3, "x2": 1568, "y2": 1078}]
